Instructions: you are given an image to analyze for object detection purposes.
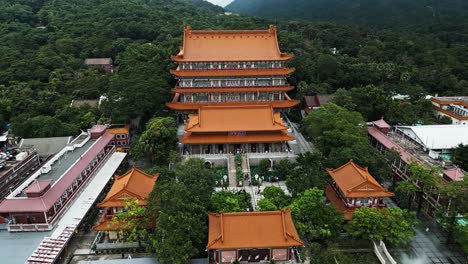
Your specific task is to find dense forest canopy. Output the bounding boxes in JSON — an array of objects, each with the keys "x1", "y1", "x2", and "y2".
[
  {"x1": 0, "y1": 0, "x2": 467, "y2": 137},
  {"x1": 226, "y1": 0, "x2": 468, "y2": 34}
]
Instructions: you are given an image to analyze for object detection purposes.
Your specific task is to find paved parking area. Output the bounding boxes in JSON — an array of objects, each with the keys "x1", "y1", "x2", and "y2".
[{"x1": 385, "y1": 198, "x2": 467, "y2": 264}]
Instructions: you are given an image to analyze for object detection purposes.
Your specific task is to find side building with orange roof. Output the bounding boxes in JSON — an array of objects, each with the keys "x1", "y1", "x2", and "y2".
[
  {"x1": 92, "y1": 167, "x2": 158, "y2": 239},
  {"x1": 168, "y1": 25, "x2": 299, "y2": 154},
  {"x1": 105, "y1": 124, "x2": 130, "y2": 148},
  {"x1": 325, "y1": 160, "x2": 394, "y2": 221},
  {"x1": 207, "y1": 210, "x2": 303, "y2": 263}
]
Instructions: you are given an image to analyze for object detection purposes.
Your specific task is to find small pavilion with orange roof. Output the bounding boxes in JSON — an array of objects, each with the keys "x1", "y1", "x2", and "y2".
[
  {"x1": 325, "y1": 160, "x2": 394, "y2": 221},
  {"x1": 92, "y1": 167, "x2": 158, "y2": 233},
  {"x1": 207, "y1": 210, "x2": 303, "y2": 263},
  {"x1": 182, "y1": 105, "x2": 294, "y2": 154}
]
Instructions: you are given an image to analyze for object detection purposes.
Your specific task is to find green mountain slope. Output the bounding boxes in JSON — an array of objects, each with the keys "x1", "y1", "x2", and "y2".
[
  {"x1": 0, "y1": 0, "x2": 466, "y2": 137},
  {"x1": 226, "y1": 0, "x2": 468, "y2": 30}
]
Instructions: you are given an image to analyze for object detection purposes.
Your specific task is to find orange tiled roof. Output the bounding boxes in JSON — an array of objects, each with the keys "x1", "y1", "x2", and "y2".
[
  {"x1": 172, "y1": 86, "x2": 294, "y2": 94},
  {"x1": 207, "y1": 210, "x2": 303, "y2": 250},
  {"x1": 186, "y1": 105, "x2": 287, "y2": 133},
  {"x1": 173, "y1": 25, "x2": 293, "y2": 62},
  {"x1": 326, "y1": 160, "x2": 394, "y2": 198},
  {"x1": 92, "y1": 214, "x2": 122, "y2": 231},
  {"x1": 170, "y1": 68, "x2": 294, "y2": 77},
  {"x1": 106, "y1": 125, "x2": 130, "y2": 135},
  {"x1": 325, "y1": 184, "x2": 354, "y2": 221},
  {"x1": 98, "y1": 168, "x2": 159, "y2": 208},
  {"x1": 166, "y1": 99, "x2": 300, "y2": 110},
  {"x1": 181, "y1": 131, "x2": 294, "y2": 144}
]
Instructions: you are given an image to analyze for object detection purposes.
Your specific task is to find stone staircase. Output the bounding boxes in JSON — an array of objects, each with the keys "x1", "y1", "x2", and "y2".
[{"x1": 228, "y1": 154, "x2": 237, "y2": 187}]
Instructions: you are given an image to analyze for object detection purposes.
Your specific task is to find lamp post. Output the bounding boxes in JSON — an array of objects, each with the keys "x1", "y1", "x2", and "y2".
[
  {"x1": 254, "y1": 174, "x2": 259, "y2": 185},
  {"x1": 223, "y1": 175, "x2": 228, "y2": 186}
]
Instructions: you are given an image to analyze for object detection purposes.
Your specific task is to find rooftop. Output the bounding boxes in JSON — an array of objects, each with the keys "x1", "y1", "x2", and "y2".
[
  {"x1": 106, "y1": 125, "x2": 130, "y2": 135},
  {"x1": 181, "y1": 131, "x2": 294, "y2": 144},
  {"x1": 167, "y1": 99, "x2": 300, "y2": 111},
  {"x1": 368, "y1": 127, "x2": 416, "y2": 164},
  {"x1": 372, "y1": 119, "x2": 391, "y2": 129},
  {"x1": 186, "y1": 105, "x2": 288, "y2": 133},
  {"x1": 98, "y1": 167, "x2": 158, "y2": 208},
  {"x1": 22, "y1": 179, "x2": 52, "y2": 195},
  {"x1": 207, "y1": 210, "x2": 303, "y2": 250},
  {"x1": 0, "y1": 152, "x2": 126, "y2": 264},
  {"x1": 172, "y1": 25, "x2": 293, "y2": 62},
  {"x1": 70, "y1": 99, "x2": 99, "y2": 108},
  {"x1": 84, "y1": 58, "x2": 113, "y2": 65},
  {"x1": 432, "y1": 96, "x2": 468, "y2": 104},
  {"x1": 0, "y1": 134, "x2": 113, "y2": 213},
  {"x1": 36, "y1": 139, "x2": 94, "y2": 183},
  {"x1": 396, "y1": 125, "x2": 468, "y2": 150},
  {"x1": 326, "y1": 160, "x2": 394, "y2": 198},
  {"x1": 443, "y1": 167, "x2": 466, "y2": 182},
  {"x1": 19, "y1": 136, "x2": 72, "y2": 157}
]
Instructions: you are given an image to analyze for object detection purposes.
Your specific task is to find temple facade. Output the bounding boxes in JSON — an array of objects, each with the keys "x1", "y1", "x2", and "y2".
[
  {"x1": 168, "y1": 26, "x2": 299, "y2": 154},
  {"x1": 181, "y1": 105, "x2": 294, "y2": 154}
]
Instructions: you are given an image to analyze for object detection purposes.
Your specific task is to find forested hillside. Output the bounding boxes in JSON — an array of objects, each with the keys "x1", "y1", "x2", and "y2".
[
  {"x1": 226, "y1": 0, "x2": 468, "y2": 33},
  {"x1": 0, "y1": 0, "x2": 467, "y2": 138}
]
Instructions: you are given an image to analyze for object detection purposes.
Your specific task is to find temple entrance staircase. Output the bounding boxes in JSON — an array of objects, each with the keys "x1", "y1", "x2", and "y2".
[
  {"x1": 373, "y1": 240, "x2": 397, "y2": 264},
  {"x1": 228, "y1": 154, "x2": 237, "y2": 187}
]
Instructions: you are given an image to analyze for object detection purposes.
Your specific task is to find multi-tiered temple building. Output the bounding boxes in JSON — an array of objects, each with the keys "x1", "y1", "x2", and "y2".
[{"x1": 168, "y1": 26, "x2": 299, "y2": 154}]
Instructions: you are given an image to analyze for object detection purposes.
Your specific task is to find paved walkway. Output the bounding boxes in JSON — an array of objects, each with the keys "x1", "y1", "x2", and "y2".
[
  {"x1": 228, "y1": 154, "x2": 237, "y2": 187},
  {"x1": 384, "y1": 198, "x2": 466, "y2": 264},
  {"x1": 282, "y1": 115, "x2": 315, "y2": 154}
]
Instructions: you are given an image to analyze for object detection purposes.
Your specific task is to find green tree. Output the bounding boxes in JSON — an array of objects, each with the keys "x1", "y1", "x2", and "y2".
[
  {"x1": 288, "y1": 188, "x2": 343, "y2": 242},
  {"x1": 396, "y1": 162, "x2": 441, "y2": 215},
  {"x1": 286, "y1": 152, "x2": 327, "y2": 196},
  {"x1": 110, "y1": 198, "x2": 152, "y2": 245},
  {"x1": 150, "y1": 181, "x2": 207, "y2": 264},
  {"x1": 302, "y1": 103, "x2": 367, "y2": 157},
  {"x1": 132, "y1": 117, "x2": 177, "y2": 164},
  {"x1": 258, "y1": 158, "x2": 271, "y2": 178},
  {"x1": 261, "y1": 186, "x2": 291, "y2": 208},
  {"x1": 174, "y1": 158, "x2": 217, "y2": 208},
  {"x1": 273, "y1": 159, "x2": 295, "y2": 181},
  {"x1": 257, "y1": 198, "x2": 278, "y2": 211},
  {"x1": 438, "y1": 175, "x2": 467, "y2": 245},
  {"x1": 211, "y1": 191, "x2": 243, "y2": 213},
  {"x1": 346, "y1": 207, "x2": 418, "y2": 245},
  {"x1": 453, "y1": 144, "x2": 468, "y2": 171},
  {"x1": 104, "y1": 44, "x2": 172, "y2": 122}
]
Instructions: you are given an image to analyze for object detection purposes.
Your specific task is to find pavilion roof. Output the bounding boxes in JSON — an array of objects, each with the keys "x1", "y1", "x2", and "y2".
[
  {"x1": 166, "y1": 99, "x2": 300, "y2": 111},
  {"x1": 207, "y1": 210, "x2": 303, "y2": 250},
  {"x1": 98, "y1": 167, "x2": 158, "y2": 208},
  {"x1": 326, "y1": 160, "x2": 394, "y2": 198},
  {"x1": 172, "y1": 25, "x2": 293, "y2": 62},
  {"x1": 106, "y1": 125, "x2": 130, "y2": 135},
  {"x1": 443, "y1": 167, "x2": 466, "y2": 182},
  {"x1": 23, "y1": 179, "x2": 52, "y2": 194},
  {"x1": 181, "y1": 131, "x2": 294, "y2": 144},
  {"x1": 185, "y1": 105, "x2": 288, "y2": 133},
  {"x1": 372, "y1": 118, "x2": 391, "y2": 129}
]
